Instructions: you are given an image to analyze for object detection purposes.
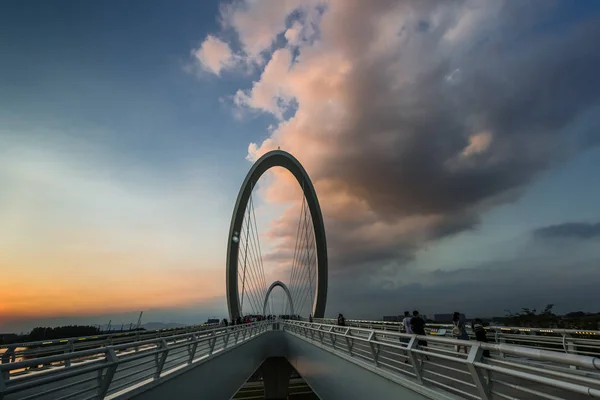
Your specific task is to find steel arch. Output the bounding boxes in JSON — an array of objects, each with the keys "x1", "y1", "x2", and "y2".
[
  {"x1": 226, "y1": 150, "x2": 328, "y2": 320},
  {"x1": 262, "y1": 281, "x2": 294, "y2": 316}
]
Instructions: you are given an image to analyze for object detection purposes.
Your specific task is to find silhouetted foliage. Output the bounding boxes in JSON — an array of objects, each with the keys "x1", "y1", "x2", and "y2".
[
  {"x1": 504, "y1": 304, "x2": 600, "y2": 330},
  {"x1": 27, "y1": 325, "x2": 101, "y2": 342},
  {"x1": 0, "y1": 334, "x2": 24, "y2": 345},
  {"x1": 504, "y1": 304, "x2": 557, "y2": 328}
]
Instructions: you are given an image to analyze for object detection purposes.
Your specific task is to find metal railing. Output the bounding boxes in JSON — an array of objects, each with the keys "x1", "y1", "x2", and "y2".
[
  {"x1": 0, "y1": 324, "x2": 219, "y2": 365},
  {"x1": 5, "y1": 318, "x2": 597, "y2": 368},
  {"x1": 284, "y1": 321, "x2": 600, "y2": 399},
  {"x1": 0, "y1": 321, "x2": 272, "y2": 400},
  {"x1": 2, "y1": 319, "x2": 599, "y2": 400},
  {"x1": 314, "y1": 318, "x2": 600, "y2": 357}
]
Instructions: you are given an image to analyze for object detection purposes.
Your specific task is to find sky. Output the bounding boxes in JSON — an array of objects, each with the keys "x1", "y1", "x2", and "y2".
[{"x1": 1, "y1": 0, "x2": 600, "y2": 333}]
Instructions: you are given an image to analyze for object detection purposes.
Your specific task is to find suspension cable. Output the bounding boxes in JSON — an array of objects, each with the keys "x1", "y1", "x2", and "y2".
[
  {"x1": 238, "y1": 186, "x2": 269, "y2": 316},
  {"x1": 294, "y1": 197, "x2": 317, "y2": 316},
  {"x1": 238, "y1": 208, "x2": 264, "y2": 315},
  {"x1": 289, "y1": 196, "x2": 308, "y2": 308},
  {"x1": 249, "y1": 195, "x2": 267, "y2": 295}
]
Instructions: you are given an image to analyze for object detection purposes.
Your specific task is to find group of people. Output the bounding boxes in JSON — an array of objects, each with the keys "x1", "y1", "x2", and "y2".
[
  {"x1": 449, "y1": 312, "x2": 489, "y2": 356},
  {"x1": 402, "y1": 311, "x2": 489, "y2": 357},
  {"x1": 402, "y1": 311, "x2": 427, "y2": 346}
]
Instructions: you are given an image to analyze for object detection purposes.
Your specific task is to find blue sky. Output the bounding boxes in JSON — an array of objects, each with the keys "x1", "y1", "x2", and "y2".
[{"x1": 1, "y1": 0, "x2": 600, "y2": 332}]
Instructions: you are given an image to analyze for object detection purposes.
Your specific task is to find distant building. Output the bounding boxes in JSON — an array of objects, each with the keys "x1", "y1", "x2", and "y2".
[
  {"x1": 434, "y1": 313, "x2": 466, "y2": 323},
  {"x1": 206, "y1": 319, "x2": 219, "y2": 324},
  {"x1": 383, "y1": 315, "x2": 400, "y2": 322}
]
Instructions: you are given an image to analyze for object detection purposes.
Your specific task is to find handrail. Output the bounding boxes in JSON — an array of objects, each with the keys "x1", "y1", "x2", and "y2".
[
  {"x1": 284, "y1": 320, "x2": 600, "y2": 399},
  {"x1": 0, "y1": 323, "x2": 220, "y2": 364},
  {"x1": 0, "y1": 321, "x2": 272, "y2": 399},
  {"x1": 0, "y1": 323, "x2": 218, "y2": 350},
  {"x1": 2, "y1": 320, "x2": 599, "y2": 400},
  {"x1": 314, "y1": 318, "x2": 600, "y2": 336},
  {"x1": 4, "y1": 318, "x2": 597, "y2": 365},
  {"x1": 312, "y1": 318, "x2": 600, "y2": 357}
]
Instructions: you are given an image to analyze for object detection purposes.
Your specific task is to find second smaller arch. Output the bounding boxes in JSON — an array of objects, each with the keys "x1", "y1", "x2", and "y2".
[{"x1": 263, "y1": 281, "x2": 295, "y2": 316}]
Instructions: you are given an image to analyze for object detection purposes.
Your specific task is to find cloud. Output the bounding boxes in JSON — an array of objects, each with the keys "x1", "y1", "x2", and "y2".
[
  {"x1": 327, "y1": 256, "x2": 600, "y2": 319},
  {"x1": 197, "y1": 1, "x2": 600, "y2": 314},
  {"x1": 234, "y1": 48, "x2": 295, "y2": 118},
  {"x1": 284, "y1": 21, "x2": 304, "y2": 46},
  {"x1": 192, "y1": 35, "x2": 238, "y2": 75},
  {"x1": 533, "y1": 222, "x2": 600, "y2": 240},
  {"x1": 462, "y1": 132, "x2": 493, "y2": 157},
  {"x1": 220, "y1": 0, "x2": 322, "y2": 61}
]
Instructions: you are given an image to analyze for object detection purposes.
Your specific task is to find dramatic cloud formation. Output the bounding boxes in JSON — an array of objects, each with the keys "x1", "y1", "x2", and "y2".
[
  {"x1": 193, "y1": 35, "x2": 238, "y2": 75},
  {"x1": 534, "y1": 222, "x2": 600, "y2": 240},
  {"x1": 196, "y1": 1, "x2": 600, "y2": 315}
]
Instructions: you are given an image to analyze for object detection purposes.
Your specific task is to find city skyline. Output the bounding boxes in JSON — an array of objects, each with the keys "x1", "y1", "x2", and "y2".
[{"x1": 2, "y1": 0, "x2": 600, "y2": 333}]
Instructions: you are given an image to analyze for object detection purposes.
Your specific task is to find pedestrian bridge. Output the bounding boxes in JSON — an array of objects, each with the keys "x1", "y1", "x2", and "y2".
[
  {"x1": 3, "y1": 150, "x2": 599, "y2": 399},
  {"x1": 2, "y1": 320, "x2": 599, "y2": 400}
]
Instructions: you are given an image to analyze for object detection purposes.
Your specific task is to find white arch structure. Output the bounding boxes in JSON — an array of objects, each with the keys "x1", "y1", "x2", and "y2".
[
  {"x1": 262, "y1": 280, "x2": 294, "y2": 316},
  {"x1": 226, "y1": 150, "x2": 328, "y2": 320}
]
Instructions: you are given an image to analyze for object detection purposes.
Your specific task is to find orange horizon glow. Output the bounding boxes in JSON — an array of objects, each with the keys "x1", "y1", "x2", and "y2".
[{"x1": 1, "y1": 245, "x2": 225, "y2": 319}]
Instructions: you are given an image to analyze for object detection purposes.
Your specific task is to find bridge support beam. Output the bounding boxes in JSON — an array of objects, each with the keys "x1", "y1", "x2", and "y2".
[{"x1": 260, "y1": 357, "x2": 292, "y2": 399}]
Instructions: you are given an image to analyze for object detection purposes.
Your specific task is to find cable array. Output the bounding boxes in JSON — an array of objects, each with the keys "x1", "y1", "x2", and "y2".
[
  {"x1": 237, "y1": 188, "x2": 267, "y2": 316},
  {"x1": 238, "y1": 181, "x2": 317, "y2": 317},
  {"x1": 287, "y1": 187, "x2": 317, "y2": 317}
]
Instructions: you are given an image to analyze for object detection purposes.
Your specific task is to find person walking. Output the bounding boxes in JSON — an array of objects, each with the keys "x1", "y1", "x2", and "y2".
[
  {"x1": 452, "y1": 312, "x2": 469, "y2": 354},
  {"x1": 472, "y1": 318, "x2": 490, "y2": 357},
  {"x1": 410, "y1": 310, "x2": 429, "y2": 360},
  {"x1": 402, "y1": 311, "x2": 412, "y2": 334}
]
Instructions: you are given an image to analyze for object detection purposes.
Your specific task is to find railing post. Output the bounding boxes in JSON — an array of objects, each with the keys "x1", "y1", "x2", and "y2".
[
  {"x1": 405, "y1": 336, "x2": 422, "y2": 383},
  {"x1": 330, "y1": 329, "x2": 337, "y2": 349},
  {"x1": 367, "y1": 332, "x2": 380, "y2": 367},
  {"x1": 1, "y1": 362, "x2": 8, "y2": 399},
  {"x1": 1, "y1": 347, "x2": 15, "y2": 365},
  {"x1": 223, "y1": 331, "x2": 231, "y2": 349},
  {"x1": 344, "y1": 329, "x2": 353, "y2": 356},
  {"x1": 563, "y1": 334, "x2": 578, "y2": 370},
  {"x1": 208, "y1": 331, "x2": 217, "y2": 354},
  {"x1": 64, "y1": 341, "x2": 74, "y2": 367},
  {"x1": 96, "y1": 348, "x2": 118, "y2": 398},
  {"x1": 564, "y1": 334, "x2": 578, "y2": 354},
  {"x1": 497, "y1": 332, "x2": 506, "y2": 358},
  {"x1": 187, "y1": 334, "x2": 198, "y2": 364},
  {"x1": 466, "y1": 343, "x2": 490, "y2": 400},
  {"x1": 0, "y1": 376, "x2": 6, "y2": 400},
  {"x1": 154, "y1": 340, "x2": 169, "y2": 378}
]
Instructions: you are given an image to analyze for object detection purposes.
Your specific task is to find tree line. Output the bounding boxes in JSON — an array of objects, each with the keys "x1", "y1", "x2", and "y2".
[
  {"x1": 503, "y1": 304, "x2": 600, "y2": 330},
  {"x1": 1, "y1": 325, "x2": 101, "y2": 345}
]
